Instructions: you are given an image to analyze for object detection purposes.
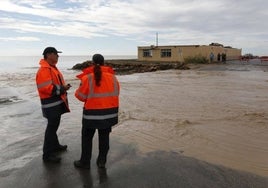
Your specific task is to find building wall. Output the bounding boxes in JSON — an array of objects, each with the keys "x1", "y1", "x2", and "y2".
[{"x1": 138, "y1": 45, "x2": 242, "y2": 62}]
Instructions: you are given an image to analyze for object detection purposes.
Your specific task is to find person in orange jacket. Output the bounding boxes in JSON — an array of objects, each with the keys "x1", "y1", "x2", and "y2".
[
  {"x1": 74, "y1": 54, "x2": 120, "y2": 169},
  {"x1": 36, "y1": 47, "x2": 71, "y2": 163}
]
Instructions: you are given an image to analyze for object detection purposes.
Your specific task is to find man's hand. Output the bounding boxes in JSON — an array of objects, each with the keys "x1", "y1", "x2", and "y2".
[{"x1": 64, "y1": 84, "x2": 72, "y2": 90}]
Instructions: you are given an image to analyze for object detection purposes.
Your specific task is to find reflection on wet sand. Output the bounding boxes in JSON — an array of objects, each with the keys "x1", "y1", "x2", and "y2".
[{"x1": 1, "y1": 139, "x2": 267, "y2": 188}]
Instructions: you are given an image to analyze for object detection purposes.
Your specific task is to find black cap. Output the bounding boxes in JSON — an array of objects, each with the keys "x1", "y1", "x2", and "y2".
[
  {"x1": 42, "y1": 47, "x2": 62, "y2": 55},
  {"x1": 92, "y1": 54, "x2": 104, "y2": 65}
]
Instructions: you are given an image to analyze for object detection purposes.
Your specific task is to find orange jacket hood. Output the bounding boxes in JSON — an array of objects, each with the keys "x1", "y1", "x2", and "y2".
[
  {"x1": 76, "y1": 66, "x2": 115, "y2": 79},
  {"x1": 39, "y1": 59, "x2": 51, "y2": 68}
]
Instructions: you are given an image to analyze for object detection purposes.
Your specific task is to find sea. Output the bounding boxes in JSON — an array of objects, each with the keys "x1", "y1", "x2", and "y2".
[{"x1": 0, "y1": 55, "x2": 136, "y2": 73}]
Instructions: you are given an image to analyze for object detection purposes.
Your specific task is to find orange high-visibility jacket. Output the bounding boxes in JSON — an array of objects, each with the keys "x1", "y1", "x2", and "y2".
[
  {"x1": 75, "y1": 66, "x2": 119, "y2": 129},
  {"x1": 36, "y1": 59, "x2": 70, "y2": 118},
  {"x1": 77, "y1": 65, "x2": 115, "y2": 76}
]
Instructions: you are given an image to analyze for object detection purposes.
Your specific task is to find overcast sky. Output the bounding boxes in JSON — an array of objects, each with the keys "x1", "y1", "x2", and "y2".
[{"x1": 0, "y1": 0, "x2": 267, "y2": 56}]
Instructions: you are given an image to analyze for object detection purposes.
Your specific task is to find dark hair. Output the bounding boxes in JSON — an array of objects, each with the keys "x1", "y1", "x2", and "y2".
[{"x1": 92, "y1": 54, "x2": 104, "y2": 86}]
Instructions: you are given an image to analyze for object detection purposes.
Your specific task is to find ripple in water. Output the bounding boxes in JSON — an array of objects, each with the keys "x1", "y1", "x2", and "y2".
[{"x1": 0, "y1": 96, "x2": 23, "y2": 105}]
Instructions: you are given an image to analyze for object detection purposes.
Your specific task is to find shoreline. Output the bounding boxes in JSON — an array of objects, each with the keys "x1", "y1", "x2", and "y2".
[{"x1": 71, "y1": 58, "x2": 268, "y2": 75}]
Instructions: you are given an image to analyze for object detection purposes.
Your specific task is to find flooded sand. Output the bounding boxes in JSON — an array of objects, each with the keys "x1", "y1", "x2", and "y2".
[
  {"x1": 116, "y1": 62, "x2": 268, "y2": 177},
  {"x1": 0, "y1": 61, "x2": 268, "y2": 187}
]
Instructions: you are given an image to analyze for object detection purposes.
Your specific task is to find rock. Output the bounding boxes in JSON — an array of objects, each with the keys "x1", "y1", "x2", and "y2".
[{"x1": 72, "y1": 59, "x2": 190, "y2": 75}]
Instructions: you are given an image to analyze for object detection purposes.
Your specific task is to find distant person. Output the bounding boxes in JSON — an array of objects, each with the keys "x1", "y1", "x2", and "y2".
[
  {"x1": 36, "y1": 47, "x2": 71, "y2": 163},
  {"x1": 74, "y1": 54, "x2": 120, "y2": 169},
  {"x1": 222, "y1": 53, "x2": 226, "y2": 63},
  {"x1": 217, "y1": 53, "x2": 221, "y2": 62},
  {"x1": 210, "y1": 52, "x2": 214, "y2": 63}
]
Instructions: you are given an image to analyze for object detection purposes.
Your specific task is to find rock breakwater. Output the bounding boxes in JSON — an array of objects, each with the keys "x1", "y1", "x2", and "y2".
[{"x1": 72, "y1": 59, "x2": 189, "y2": 75}]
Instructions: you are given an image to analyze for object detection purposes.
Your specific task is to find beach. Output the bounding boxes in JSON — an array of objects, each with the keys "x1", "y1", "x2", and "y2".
[
  {"x1": 0, "y1": 59, "x2": 267, "y2": 187},
  {"x1": 116, "y1": 61, "x2": 268, "y2": 177}
]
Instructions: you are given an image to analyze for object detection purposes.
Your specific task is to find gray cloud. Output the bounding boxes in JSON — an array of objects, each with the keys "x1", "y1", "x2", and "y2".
[{"x1": 0, "y1": 0, "x2": 267, "y2": 55}]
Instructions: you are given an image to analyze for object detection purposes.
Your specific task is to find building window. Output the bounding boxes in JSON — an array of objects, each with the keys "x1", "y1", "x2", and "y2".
[
  {"x1": 143, "y1": 49, "x2": 152, "y2": 57},
  {"x1": 161, "y1": 49, "x2": 171, "y2": 57}
]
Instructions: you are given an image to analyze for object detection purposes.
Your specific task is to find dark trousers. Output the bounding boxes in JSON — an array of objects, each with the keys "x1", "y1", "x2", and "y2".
[
  {"x1": 80, "y1": 125, "x2": 111, "y2": 164},
  {"x1": 43, "y1": 115, "x2": 61, "y2": 158}
]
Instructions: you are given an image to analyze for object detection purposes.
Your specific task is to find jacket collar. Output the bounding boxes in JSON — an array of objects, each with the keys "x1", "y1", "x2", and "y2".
[
  {"x1": 39, "y1": 59, "x2": 56, "y2": 68},
  {"x1": 76, "y1": 65, "x2": 114, "y2": 79}
]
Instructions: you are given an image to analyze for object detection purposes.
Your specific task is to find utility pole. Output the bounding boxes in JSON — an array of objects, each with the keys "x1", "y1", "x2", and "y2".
[{"x1": 156, "y1": 32, "x2": 158, "y2": 46}]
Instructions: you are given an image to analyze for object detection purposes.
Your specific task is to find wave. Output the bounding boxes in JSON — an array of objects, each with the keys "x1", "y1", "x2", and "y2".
[
  {"x1": 0, "y1": 87, "x2": 23, "y2": 105},
  {"x1": 0, "y1": 96, "x2": 23, "y2": 104}
]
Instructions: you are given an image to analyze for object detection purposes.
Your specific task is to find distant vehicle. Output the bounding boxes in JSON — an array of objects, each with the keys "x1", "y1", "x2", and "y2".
[{"x1": 240, "y1": 53, "x2": 261, "y2": 61}]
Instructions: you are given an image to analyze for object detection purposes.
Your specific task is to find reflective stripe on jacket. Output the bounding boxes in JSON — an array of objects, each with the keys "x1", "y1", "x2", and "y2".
[
  {"x1": 36, "y1": 59, "x2": 70, "y2": 118},
  {"x1": 75, "y1": 66, "x2": 119, "y2": 128}
]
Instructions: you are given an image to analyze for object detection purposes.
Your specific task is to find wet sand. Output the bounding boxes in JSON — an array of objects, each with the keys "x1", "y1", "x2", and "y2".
[
  {"x1": 1, "y1": 60, "x2": 268, "y2": 187},
  {"x1": 1, "y1": 136, "x2": 267, "y2": 188},
  {"x1": 116, "y1": 61, "x2": 268, "y2": 178}
]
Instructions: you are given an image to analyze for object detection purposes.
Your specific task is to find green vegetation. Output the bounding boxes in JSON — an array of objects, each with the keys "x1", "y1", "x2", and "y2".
[{"x1": 184, "y1": 55, "x2": 208, "y2": 64}]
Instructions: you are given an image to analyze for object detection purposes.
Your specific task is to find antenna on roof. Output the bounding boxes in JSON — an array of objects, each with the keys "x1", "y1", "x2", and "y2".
[{"x1": 156, "y1": 32, "x2": 158, "y2": 46}]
